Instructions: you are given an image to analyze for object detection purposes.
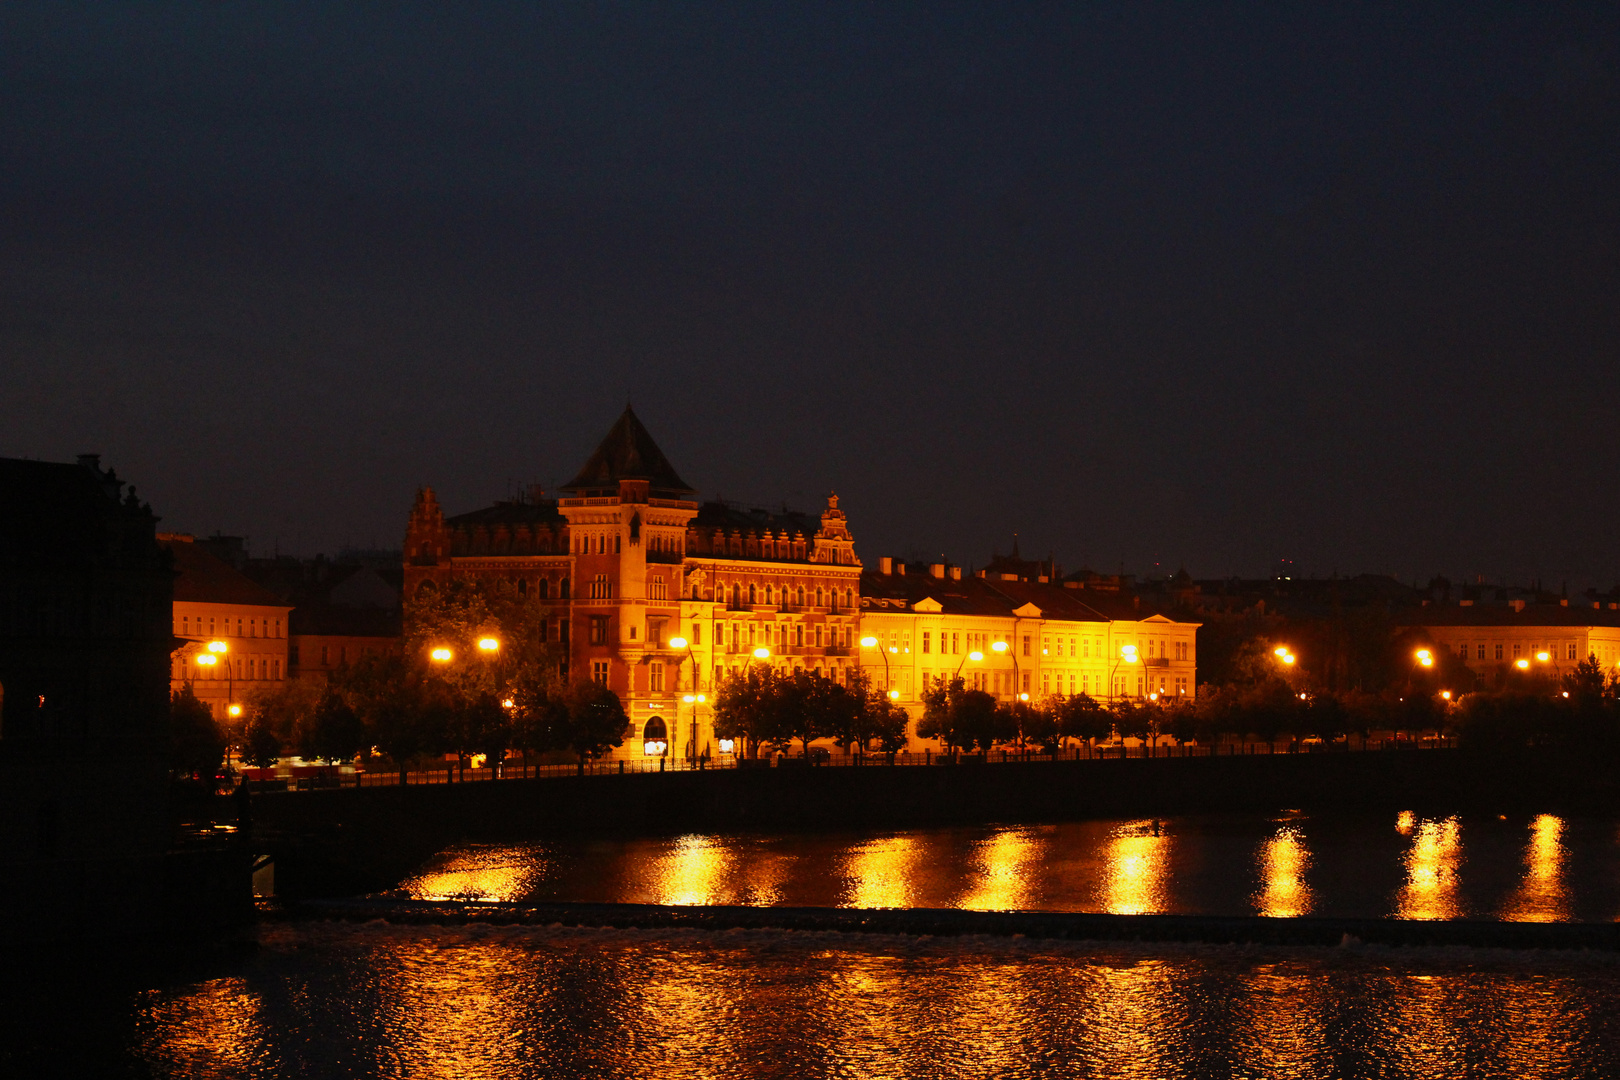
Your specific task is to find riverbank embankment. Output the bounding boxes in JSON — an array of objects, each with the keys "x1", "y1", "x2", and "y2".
[{"x1": 254, "y1": 749, "x2": 1619, "y2": 899}]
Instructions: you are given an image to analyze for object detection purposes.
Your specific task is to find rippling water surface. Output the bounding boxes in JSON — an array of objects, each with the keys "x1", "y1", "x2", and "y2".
[
  {"x1": 399, "y1": 812, "x2": 1620, "y2": 921},
  {"x1": 62, "y1": 923, "x2": 1620, "y2": 1079}
]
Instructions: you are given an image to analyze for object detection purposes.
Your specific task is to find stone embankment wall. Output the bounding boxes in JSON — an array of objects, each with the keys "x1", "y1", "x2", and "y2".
[{"x1": 255, "y1": 751, "x2": 1619, "y2": 899}]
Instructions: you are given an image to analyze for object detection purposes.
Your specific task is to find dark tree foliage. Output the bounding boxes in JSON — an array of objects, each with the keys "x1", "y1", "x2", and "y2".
[
  {"x1": 1053, "y1": 693, "x2": 1113, "y2": 747},
  {"x1": 301, "y1": 689, "x2": 367, "y2": 765},
  {"x1": 170, "y1": 686, "x2": 226, "y2": 779},
  {"x1": 563, "y1": 680, "x2": 629, "y2": 762},
  {"x1": 239, "y1": 706, "x2": 283, "y2": 770}
]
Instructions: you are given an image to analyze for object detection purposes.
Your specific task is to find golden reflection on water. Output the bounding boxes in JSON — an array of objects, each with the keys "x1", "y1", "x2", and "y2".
[
  {"x1": 958, "y1": 828, "x2": 1043, "y2": 911},
  {"x1": 844, "y1": 835, "x2": 920, "y2": 908},
  {"x1": 138, "y1": 978, "x2": 271, "y2": 1075},
  {"x1": 1502, "y1": 814, "x2": 1570, "y2": 923},
  {"x1": 1396, "y1": 809, "x2": 1416, "y2": 835},
  {"x1": 380, "y1": 945, "x2": 530, "y2": 1077},
  {"x1": 652, "y1": 835, "x2": 732, "y2": 906},
  {"x1": 1236, "y1": 969, "x2": 1331, "y2": 1078},
  {"x1": 1074, "y1": 961, "x2": 1177, "y2": 1078},
  {"x1": 1102, "y1": 822, "x2": 1171, "y2": 915},
  {"x1": 405, "y1": 846, "x2": 539, "y2": 902},
  {"x1": 1256, "y1": 825, "x2": 1312, "y2": 918},
  {"x1": 1395, "y1": 816, "x2": 1463, "y2": 920}
]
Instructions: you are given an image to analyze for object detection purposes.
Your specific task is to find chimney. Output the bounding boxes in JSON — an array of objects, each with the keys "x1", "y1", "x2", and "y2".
[
  {"x1": 949, "y1": 566, "x2": 962, "y2": 580},
  {"x1": 895, "y1": 561, "x2": 905, "y2": 575},
  {"x1": 878, "y1": 557, "x2": 892, "y2": 575},
  {"x1": 930, "y1": 563, "x2": 945, "y2": 579}
]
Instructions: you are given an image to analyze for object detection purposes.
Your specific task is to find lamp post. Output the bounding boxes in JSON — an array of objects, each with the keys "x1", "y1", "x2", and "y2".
[
  {"x1": 859, "y1": 636, "x2": 901, "y2": 702},
  {"x1": 668, "y1": 635, "x2": 707, "y2": 760},
  {"x1": 1109, "y1": 643, "x2": 1139, "y2": 705},
  {"x1": 991, "y1": 639, "x2": 1028, "y2": 702},
  {"x1": 192, "y1": 639, "x2": 234, "y2": 718}
]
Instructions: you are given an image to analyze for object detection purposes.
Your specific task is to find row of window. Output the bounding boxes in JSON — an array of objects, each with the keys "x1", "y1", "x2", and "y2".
[
  {"x1": 1452, "y1": 641, "x2": 1582, "y2": 662},
  {"x1": 177, "y1": 615, "x2": 283, "y2": 639},
  {"x1": 175, "y1": 656, "x2": 283, "y2": 680},
  {"x1": 913, "y1": 630, "x2": 1192, "y2": 661},
  {"x1": 716, "y1": 582, "x2": 854, "y2": 610}
]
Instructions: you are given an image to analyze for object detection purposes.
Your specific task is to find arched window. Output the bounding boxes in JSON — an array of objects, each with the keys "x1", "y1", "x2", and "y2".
[
  {"x1": 559, "y1": 579, "x2": 570, "y2": 600},
  {"x1": 748, "y1": 584, "x2": 757, "y2": 604},
  {"x1": 644, "y1": 717, "x2": 667, "y2": 740},
  {"x1": 796, "y1": 586, "x2": 805, "y2": 607},
  {"x1": 816, "y1": 586, "x2": 824, "y2": 607},
  {"x1": 537, "y1": 578, "x2": 549, "y2": 600}
]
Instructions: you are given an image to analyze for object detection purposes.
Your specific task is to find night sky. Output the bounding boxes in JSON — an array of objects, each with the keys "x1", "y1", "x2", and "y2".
[{"x1": 2, "y1": 4, "x2": 1616, "y2": 587}]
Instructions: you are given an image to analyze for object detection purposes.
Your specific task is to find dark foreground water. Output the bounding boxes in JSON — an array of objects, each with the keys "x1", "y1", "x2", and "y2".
[
  {"x1": 12, "y1": 812, "x2": 1620, "y2": 1078},
  {"x1": 398, "y1": 812, "x2": 1620, "y2": 921},
  {"x1": 15, "y1": 922, "x2": 1620, "y2": 1079}
]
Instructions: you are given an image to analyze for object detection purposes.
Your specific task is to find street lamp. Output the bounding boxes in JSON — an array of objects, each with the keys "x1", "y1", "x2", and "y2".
[
  {"x1": 1110, "y1": 644, "x2": 1139, "y2": 704},
  {"x1": 430, "y1": 647, "x2": 453, "y2": 663},
  {"x1": 991, "y1": 639, "x2": 1022, "y2": 702},
  {"x1": 860, "y1": 635, "x2": 893, "y2": 700},
  {"x1": 669, "y1": 635, "x2": 707, "y2": 761},
  {"x1": 192, "y1": 639, "x2": 235, "y2": 718},
  {"x1": 477, "y1": 637, "x2": 500, "y2": 653}
]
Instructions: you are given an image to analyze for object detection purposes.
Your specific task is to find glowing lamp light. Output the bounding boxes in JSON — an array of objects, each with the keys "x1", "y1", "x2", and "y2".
[
  {"x1": 1273, "y1": 646, "x2": 1289, "y2": 657},
  {"x1": 1419, "y1": 656, "x2": 1434, "y2": 668},
  {"x1": 860, "y1": 636, "x2": 878, "y2": 648},
  {"x1": 1515, "y1": 658, "x2": 1531, "y2": 670},
  {"x1": 430, "y1": 647, "x2": 453, "y2": 662},
  {"x1": 1019, "y1": 692, "x2": 1030, "y2": 702},
  {"x1": 668, "y1": 636, "x2": 688, "y2": 650},
  {"x1": 226, "y1": 703, "x2": 242, "y2": 717},
  {"x1": 888, "y1": 689, "x2": 900, "y2": 700},
  {"x1": 207, "y1": 640, "x2": 228, "y2": 653},
  {"x1": 683, "y1": 694, "x2": 696, "y2": 704},
  {"x1": 477, "y1": 637, "x2": 499, "y2": 652},
  {"x1": 1441, "y1": 691, "x2": 1452, "y2": 701},
  {"x1": 718, "y1": 738, "x2": 735, "y2": 754},
  {"x1": 753, "y1": 647, "x2": 771, "y2": 660},
  {"x1": 1148, "y1": 692, "x2": 1158, "y2": 702},
  {"x1": 1282, "y1": 654, "x2": 1296, "y2": 665},
  {"x1": 697, "y1": 694, "x2": 707, "y2": 703},
  {"x1": 1121, "y1": 645, "x2": 1139, "y2": 663},
  {"x1": 642, "y1": 740, "x2": 668, "y2": 756},
  {"x1": 1536, "y1": 651, "x2": 1550, "y2": 662},
  {"x1": 992, "y1": 641, "x2": 1008, "y2": 653},
  {"x1": 501, "y1": 698, "x2": 515, "y2": 709},
  {"x1": 1563, "y1": 691, "x2": 1571, "y2": 698},
  {"x1": 968, "y1": 650, "x2": 984, "y2": 662},
  {"x1": 195, "y1": 653, "x2": 217, "y2": 667}
]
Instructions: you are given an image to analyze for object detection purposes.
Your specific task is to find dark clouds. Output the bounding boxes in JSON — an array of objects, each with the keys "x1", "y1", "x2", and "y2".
[{"x1": 1, "y1": 3, "x2": 1616, "y2": 584}]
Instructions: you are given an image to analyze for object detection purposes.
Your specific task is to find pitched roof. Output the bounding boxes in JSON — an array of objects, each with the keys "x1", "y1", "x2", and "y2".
[
  {"x1": 859, "y1": 569, "x2": 1196, "y2": 626},
  {"x1": 0, "y1": 456, "x2": 158, "y2": 566},
  {"x1": 1400, "y1": 604, "x2": 1620, "y2": 630},
  {"x1": 162, "y1": 537, "x2": 287, "y2": 608},
  {"x1": 560, "y1": 407, "x2": 696, "y2": 497}
]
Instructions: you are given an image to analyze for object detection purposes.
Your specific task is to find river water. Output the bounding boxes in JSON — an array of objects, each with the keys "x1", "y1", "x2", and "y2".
[
  {"x1": 397, "y1": 812, "x2": 1620, "y2": 922},
  {"x1": 13, "y1": 812, "x2": 1620, "y2": 1079}
]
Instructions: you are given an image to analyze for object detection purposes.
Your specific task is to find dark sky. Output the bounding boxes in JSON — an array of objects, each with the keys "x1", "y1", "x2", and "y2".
[{"x1": 3, "y1": 4, "x2": 1617, "y2": 587}]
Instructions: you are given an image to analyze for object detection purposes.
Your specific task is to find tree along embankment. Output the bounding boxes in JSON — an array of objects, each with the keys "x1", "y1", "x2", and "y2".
[{"x1": 254, "y1": 749, "x2": 1620, "y2": 900}]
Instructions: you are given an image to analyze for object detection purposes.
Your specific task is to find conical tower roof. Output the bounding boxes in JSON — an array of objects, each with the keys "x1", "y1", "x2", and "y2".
[{"x1": 560, "y1": 406, "x2": 696, "y2": 497}]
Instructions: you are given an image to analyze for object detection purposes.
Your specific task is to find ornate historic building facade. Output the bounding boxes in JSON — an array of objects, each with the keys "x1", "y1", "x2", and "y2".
[{"x1": 403, "y1": 408, "x2": 864, "y2": 759}]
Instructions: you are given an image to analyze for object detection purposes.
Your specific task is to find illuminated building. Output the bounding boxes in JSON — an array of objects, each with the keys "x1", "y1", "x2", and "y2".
[
  {"x1": 859, "y1": 558, "x2": 1200, "y2": 749},
  {"x1": 404, "y1": 407, "x2": 862, "y2": 758},
  {"x1": 160, "y1": 534, "x2": 293, "y2": 719},
  {"x1": 1402, "y1": 602, "x2": 1620, "y2": 679}
]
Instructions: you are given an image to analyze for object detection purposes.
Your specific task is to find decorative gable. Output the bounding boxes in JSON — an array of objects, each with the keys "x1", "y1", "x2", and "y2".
[
  {"x1": 913, "y1": 596, "x2": 943, "y2": 614},
  {"x1": 1012, "y1": 601, "x2": 1043, "y2": 619}
]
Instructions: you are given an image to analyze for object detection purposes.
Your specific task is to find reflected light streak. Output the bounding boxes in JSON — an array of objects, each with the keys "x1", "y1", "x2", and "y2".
[
  {"x1": 1396, "y1": 810, "x2": 1416, "y2": 835},
  {"x1": 959, "y1": 828, "x2": 1043, "y2": 911},
  {"x1": 1103, "y1": 822, "x2": 1171, "y2": 915},
  {"x1": 1396, "y1": 816, "x2": 1463, "y2": 920},
  {"x1": 1256, "y1": 825, "x2": 1312, "y2": 918},
  {"x1": 844, "y1": 835, "x2": 919, "y2": 909},
  {"x1": 652, "y1": 835, "x2": 732, "y2": 906},
  {"x1": 1502, "y1": 814, "x2": 1570, "y2": 923},
  {"x1": 404, "y1": 846, "x2": 540, "y2": 902}
]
